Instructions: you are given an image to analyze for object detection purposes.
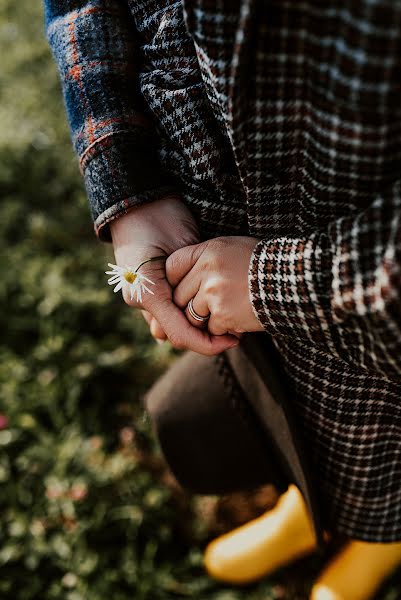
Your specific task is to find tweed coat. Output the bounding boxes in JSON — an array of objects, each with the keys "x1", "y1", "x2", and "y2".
[{"x1": 45, "y1": 0, "x2": 401, "y2": 542}]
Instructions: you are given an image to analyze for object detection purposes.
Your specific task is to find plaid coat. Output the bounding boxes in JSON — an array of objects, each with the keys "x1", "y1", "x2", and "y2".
[{"x1": 45, "y1": 0, "x2": 401, "y2": 542}]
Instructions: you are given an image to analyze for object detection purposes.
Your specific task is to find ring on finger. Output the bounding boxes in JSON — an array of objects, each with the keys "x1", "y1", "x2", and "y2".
[{"x1": 187, "y1": 298, "x2": 210, "y2": 323}]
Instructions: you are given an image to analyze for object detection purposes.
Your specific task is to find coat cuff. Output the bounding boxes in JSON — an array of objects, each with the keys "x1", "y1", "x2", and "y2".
[
  {"x1": 82, "y1": 130, "x2": 178, "y2": 242},
  {"x1": 248, "y1": 234, "x2": 333, "y2": 347}
]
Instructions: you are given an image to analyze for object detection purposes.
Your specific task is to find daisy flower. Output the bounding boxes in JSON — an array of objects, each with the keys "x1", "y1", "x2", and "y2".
[{"x1": 105, "y1": 263, "x2": 155, "y2": 303}]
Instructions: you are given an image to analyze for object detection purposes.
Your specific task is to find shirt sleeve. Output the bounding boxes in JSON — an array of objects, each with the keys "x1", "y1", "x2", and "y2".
[
  {"x1": 44, "y1": 0, "x2": 178, "y2": 242},
  {"x1": 248, "y1": 179, "x2": 401, "y2": 381}
]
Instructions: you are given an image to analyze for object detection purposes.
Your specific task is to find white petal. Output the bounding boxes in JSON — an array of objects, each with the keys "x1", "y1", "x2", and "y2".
[
  {"x1": 105, "y1": 270, "x2": 119, "y2": 275},
  {"x1": 141, "y1": 284, "x2": 154, "y2": 295},
  {"x1": 107, "y1": 275, "x2": 121, "y2": 283},
  {"x1": 136, "y1": 285, "x2": 142, "y2": 303},
  {"x1": 107, "y1": 263, "x2": 121, "y2": 270},
  {"x1": 139, "y1": 274, "x2": 155, "y2": 285},
  {"x1": 113, "y1": 281, "x2": 124, "y2": 293}
]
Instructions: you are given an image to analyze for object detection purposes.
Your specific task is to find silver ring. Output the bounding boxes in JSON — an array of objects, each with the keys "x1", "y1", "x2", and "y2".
[{"x1": 187, "y1": 298, "x2": 210, "y2": 323}]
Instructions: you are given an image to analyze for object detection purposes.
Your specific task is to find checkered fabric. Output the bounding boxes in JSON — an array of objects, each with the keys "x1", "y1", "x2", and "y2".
[{"x1": 46, "y1": 0, "x2": 401, "y2": 541}]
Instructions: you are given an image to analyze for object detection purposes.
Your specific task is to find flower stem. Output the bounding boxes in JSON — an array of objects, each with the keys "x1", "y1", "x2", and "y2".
[{"x1": 135, "y1": 255, "x2": 167, "y2": 272}]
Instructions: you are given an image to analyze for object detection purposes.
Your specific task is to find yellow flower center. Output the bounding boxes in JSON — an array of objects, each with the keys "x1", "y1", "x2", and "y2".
[{"x1": 124, "y1": 271, "x2": 137, "y2": 284}]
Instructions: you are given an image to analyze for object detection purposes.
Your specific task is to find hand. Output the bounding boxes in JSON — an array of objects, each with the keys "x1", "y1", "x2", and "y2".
[
  {"x1": 110, "y1": 196, "x2": 240, "y2": 355},
  {"x1": 166, "y1": 236, "x2": 265, "y2": 335}
]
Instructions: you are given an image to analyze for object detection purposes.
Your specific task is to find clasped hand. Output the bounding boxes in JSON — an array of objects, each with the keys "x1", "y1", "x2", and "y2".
[
  {"x1": 166, "y1": 237, "x2": 263, "y2": 337},
  {"x1": 110, "y1": 196, "x2": 263, "y2": 356}
]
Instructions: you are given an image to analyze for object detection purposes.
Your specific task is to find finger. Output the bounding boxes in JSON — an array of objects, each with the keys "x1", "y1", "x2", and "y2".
[
  {"x1": 207, "y1": 314, "x2": 228, "y2": 336},
  {"x1": 141, "y1": 310, "x2": 153, "y2": 325},
  {"x1": 165, "y1": 243, "x2": 206, "y2": 288},
  {"x1": 138, "y1": 278, "x2": 236, "y2": 354},
  {"x1": 185, "y1": 291, "x2": 210, "y2": 330},
  {"x1": 151, "y1": 297, "x2": 239, "y2": 356},
  {"x1": 141, "y1": 309, "x2": 167, "y2": 341},
  {"x1": 121, "y1": 261, "x2": 167, "y2": 309},
  {"x1": 150, "y1": 317, "x2": 167, "y2": 341},
  {"x1": 173, "y1": 267, "x2": 202, "y2": 309}
]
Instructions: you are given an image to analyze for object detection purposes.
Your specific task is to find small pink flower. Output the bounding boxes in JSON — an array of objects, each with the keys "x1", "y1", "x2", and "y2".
[
  {"x1": 119, "y1": 427, "x2": 135, "y2": 445},
  {"x1": 70, "y1": 483, "x2": 88, "y2": 502},
  {"x1": 0, "y1": 414, "x2": 9, "y2": 430}
]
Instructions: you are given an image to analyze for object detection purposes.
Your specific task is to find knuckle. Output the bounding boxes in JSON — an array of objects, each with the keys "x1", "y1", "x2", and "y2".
[
  {"x1": 203, "y1": 281, "x2": 216, "y2": 296},
  {"x1": 203, "y1": 276, "x2": 221, "y2": 296},
  {"x1": 209, "y1": 298, "x2": 225, "y2": 320}
]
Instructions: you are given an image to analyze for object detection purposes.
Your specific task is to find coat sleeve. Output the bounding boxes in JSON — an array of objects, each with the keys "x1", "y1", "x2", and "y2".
[
  {"x1": 248, "y1": 179, "x2": 401, "y2": 380},
  {"x1": 44, "y1": 0, "x2": 178, "y2": 242}
]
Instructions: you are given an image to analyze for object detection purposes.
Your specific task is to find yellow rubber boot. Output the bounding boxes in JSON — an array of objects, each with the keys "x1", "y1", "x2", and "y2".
[
  {"x1": 204, "y1": 484, "x2": 318, "y2": 585},
  {"x1": 310, "y1": 540, "x2": 401, "y2": 600}
]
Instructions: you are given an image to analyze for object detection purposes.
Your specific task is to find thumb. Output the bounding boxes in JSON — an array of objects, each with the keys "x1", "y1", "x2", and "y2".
[{"x1": 165, "y1": 242, "x2": 206, "y2": 288}]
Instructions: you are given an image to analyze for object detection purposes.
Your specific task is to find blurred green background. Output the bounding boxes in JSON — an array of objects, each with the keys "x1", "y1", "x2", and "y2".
[{"x1": 0, "y1": 2, "x2": 400, "y2": 599}]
